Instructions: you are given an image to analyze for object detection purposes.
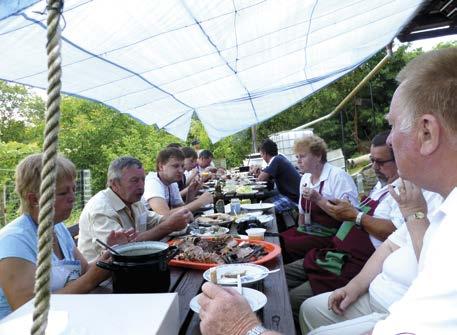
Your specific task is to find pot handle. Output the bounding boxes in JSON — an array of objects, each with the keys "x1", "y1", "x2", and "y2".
[
  {"x1": 166, "y1": 246, "x2": 180, "y2": 262},
  {"x1": 96, "y1": 260, "x2": 118, "y2": 271}
]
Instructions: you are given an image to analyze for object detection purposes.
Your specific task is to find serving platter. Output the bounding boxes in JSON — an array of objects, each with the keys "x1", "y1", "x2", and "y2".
[{"x1": 168, "y1": 238, "x2": 281, "y2": 270}]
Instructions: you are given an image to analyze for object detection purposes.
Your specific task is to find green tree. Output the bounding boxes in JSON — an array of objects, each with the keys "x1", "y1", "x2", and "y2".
[{"x1": 0, "y1": 81, "x2": 45, "y2": 143}]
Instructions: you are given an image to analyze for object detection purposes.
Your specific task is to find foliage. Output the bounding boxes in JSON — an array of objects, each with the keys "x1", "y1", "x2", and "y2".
[
  {"x1": 254, "y1": 45, "x2": 415, "y2": 158},
  {"x1": 1, "y1": 41, "x2": 456, "y2": 201},
  {"x1": 0, "y1": 81, "x2": 45, "y2": 143},
  {"x1": 58, "y1": 97, "x2": 181, "y2": 191}
]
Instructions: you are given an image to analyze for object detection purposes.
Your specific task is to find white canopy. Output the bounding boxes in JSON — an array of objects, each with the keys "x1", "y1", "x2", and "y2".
[{"x1": 0, "y1": 0, "x2": 424, "y2": 142}]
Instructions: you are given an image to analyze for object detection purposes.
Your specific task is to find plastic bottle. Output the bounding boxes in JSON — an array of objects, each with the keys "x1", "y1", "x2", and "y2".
[{"x1": 356, "y1": 174, "x2": 364, "y2": 196}]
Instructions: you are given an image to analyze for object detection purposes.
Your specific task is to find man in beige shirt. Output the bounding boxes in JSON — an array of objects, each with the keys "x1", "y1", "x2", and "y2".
[{"x1": 78, "y1": 156, "x2": 192, "y2": 262}]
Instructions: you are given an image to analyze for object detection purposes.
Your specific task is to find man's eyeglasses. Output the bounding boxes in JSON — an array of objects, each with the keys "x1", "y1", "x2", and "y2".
[{"x1": 369, "y1": 156, "x2": 395, "y2": 166}]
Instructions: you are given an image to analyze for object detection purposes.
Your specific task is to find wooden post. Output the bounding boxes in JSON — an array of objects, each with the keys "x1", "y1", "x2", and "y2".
[{"x1": 2, "y1": 185, "x2": 7, "y2": 226}]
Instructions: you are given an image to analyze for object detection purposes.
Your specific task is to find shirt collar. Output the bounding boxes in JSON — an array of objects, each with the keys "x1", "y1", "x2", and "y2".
[
  {"x1": 319, "y1": 162, "x2": 331, "y2": 183},
  {"x1": 437, "y1": 186, "x2": 457, "y2": 218},
  {"x1": 105, "y1": 188, "x2": 128, "y2": 211}
]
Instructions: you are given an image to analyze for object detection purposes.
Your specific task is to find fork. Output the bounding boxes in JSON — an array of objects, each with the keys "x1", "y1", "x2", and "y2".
[{"x1": 236, "y1": 274, "x2": 243, "y2": 295}]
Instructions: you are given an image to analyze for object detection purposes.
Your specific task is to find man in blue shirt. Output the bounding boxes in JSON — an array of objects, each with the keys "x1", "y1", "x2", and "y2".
[{"x1": 255, "y1": 139, "x2": 301, "y2": 213}]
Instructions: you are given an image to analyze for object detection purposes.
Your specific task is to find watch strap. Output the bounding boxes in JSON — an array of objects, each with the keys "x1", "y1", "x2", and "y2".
[
  {"x1": 405, "y1": 211, "x2": 426, "y2": 222},
  {"x1": 355, "y1": 211, "x2": 364, "y2": 228},
  {"x1": 246, "y1": 325, "x2": 267, "y2": 335}
]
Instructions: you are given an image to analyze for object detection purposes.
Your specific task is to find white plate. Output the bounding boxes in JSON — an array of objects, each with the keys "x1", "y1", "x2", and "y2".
[
  {"x1": 189, "y1": 287, "x2": 267, "y2": 313},
  {"x1": 203, "y1": 263, "x2": 269, "y2": 285},
  {"x1": 235, "y1": 213, "x2": 273, "y2": 224},
  {"x1": 241, "y1": 203, "x2": 275, "y2": 211},
  {"x1": 190, "y1": 226, "x2": 229, "y2": 237},
  {"x1": 251, "y1": 184, "x2": 267, "y2": 190}
]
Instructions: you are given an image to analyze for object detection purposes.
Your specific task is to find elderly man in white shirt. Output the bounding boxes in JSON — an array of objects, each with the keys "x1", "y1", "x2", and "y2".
[
  {"x1": 78, "y1": 156, "x2": 192, "y2": 262},
  {"x1": 370, "y1": 48, "x2": 457, "y2": 335}
]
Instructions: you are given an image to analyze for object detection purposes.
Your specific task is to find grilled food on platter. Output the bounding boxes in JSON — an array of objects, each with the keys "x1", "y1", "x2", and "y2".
[{"x1": 172, "y1": 236, "x2": 267, "y2": 264}]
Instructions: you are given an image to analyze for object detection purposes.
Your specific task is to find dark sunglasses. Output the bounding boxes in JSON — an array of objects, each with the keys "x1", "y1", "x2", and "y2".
[{"x1": 369, "y1": 156, "x2": 395, "y2": 166}]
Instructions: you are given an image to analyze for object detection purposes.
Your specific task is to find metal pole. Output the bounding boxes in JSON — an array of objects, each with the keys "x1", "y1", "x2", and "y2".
[
  {"x1": 251, "y1": 125, "x2": 257, "y2": 152},
  {"x1": 292, "y1": 45, "x2": 393, "y2": 131}
]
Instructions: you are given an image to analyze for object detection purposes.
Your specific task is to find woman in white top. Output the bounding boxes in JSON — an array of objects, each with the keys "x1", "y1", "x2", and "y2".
[{"x1": 280, "y1": 135, "x2": 358, "y2": 262}]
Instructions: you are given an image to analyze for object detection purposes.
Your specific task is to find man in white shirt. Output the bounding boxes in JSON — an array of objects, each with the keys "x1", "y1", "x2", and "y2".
[
  {"x1": 144, "y1": 147, "x2": 213, "y2": 215},
  {"x1": 78, "y1": 156, "x2": 193, "y2": 262},
  {"x1": 192, "y1": 48, "x2": 457, "y2": 335},
  {"x1": 369, "y1": 47, "x2": 457, "y2": 335}
]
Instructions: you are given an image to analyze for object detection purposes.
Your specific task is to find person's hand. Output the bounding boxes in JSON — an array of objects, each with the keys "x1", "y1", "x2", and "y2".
[
  {"x1": 198, "y1": 191, "x2": 214, "y2": 206},
  {"x1": 87, "y1": 251, "x2": 112, "y2": 283},
  {"x1": 250, "y1": 165, "x2": 261, "y2": 177},
  {"x1": 198, "y1": 282, "x2": 260, "y2": 335},
  {"x1": 188, "y1": 177, "x2": 203, "y2": 193},
  {"x1": 327, "y1": 199, "x2": 358, "y2": 221},
  {"x1": 164, "y1": 208, "x2": 193, "y2": 232},
  {"x1": 106, "y1": 228, "x2": 137, "y2": 246},
  {"x1": 328, "y1": 286, "x2": 359, "y2": 315},
  {"x1": 388, "y1": 179, "x2": 427, "y2": 219},
  {"x1": 302, "y1": 186, "x2": 321, "y2": 202}
]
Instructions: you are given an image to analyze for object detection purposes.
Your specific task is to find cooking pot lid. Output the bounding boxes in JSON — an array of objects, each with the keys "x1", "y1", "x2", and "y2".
[{"x1": 113, "y1": 241, "x2": 169, "y2": 256}]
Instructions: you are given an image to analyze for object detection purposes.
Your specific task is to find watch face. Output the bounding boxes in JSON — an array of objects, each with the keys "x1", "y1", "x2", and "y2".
[{"x1": 415, "y1": 212, "x2": 426, "y2": 219}]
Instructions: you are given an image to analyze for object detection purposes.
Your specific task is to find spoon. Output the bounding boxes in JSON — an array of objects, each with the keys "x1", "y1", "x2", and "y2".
[
  {"x1": 95, "y1": 238, "x2": 121, "y2": 256},
  {"x1": 266, "y1": 268, "x2": 280, "y2": 274}
]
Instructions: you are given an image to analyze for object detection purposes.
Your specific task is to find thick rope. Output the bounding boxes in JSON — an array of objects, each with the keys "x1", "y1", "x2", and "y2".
[{"x1": 31, "y1": 1, "x2": 63, "y2": 334}]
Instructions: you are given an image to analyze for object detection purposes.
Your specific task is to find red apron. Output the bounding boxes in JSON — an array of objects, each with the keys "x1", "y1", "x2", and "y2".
[
  {"x1": 303, "y1": 192, "x2": 388, "y2": 294},
  {"x1": 280, "y1": 181, "x2": 342, "y2": 262}
]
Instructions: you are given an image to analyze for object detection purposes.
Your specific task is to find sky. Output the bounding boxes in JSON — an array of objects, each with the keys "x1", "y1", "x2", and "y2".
[{"x1": 403, "y1": 34, "x2": 457, "y2": 50}]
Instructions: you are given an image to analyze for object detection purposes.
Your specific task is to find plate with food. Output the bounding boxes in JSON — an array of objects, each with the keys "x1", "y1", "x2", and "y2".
[
  {"x1": 235, "y1": 212, "x2": 274, "y2": 225},
  {"x1": 241, "y1": 203, "x2": 275, "y2": 211},
  {"x1": 190, "y1": 287, "x2": 267, "y2": 314},
  {"x1": 190, "y1": 226, "x2": 230, "y2": 237},
  {"x1": 203, "y1": 263, "x2": 269, "y2": 285},
  {"x1": 168, "y1": 236, "x2": 281, "y2": 270},
  {"x1": 195, "y1": 213, "x2": 233, "y2": 226},
  {"x1": 235, "y1": 185, "x2": 258, "y2": 195}
]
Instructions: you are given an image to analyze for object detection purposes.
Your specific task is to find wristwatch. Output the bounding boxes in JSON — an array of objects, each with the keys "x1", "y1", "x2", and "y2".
[
  {"x1": 354, "y1": 211, "x2": 364, "y2": 229},
  {"x1": 404, "y1": 211, "x2": 426, "y2": 222},
  {"x1": 246, "y1": 325, "x2": 267, "y2": 335}
]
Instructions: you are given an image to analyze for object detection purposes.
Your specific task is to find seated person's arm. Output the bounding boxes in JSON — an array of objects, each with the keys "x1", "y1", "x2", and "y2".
[
  {"x1": 148, "y1": 191, "x2": 213, "y2": 215},
  {"x1": 327, "y1": 200, "x2": 396, "y2": 241},
  {"x1": 0, "y1": 258, "x2": 36, "y2": 311},
  {"x1": 257, "y1": 170, "x2": 270, "y2": 182},
  {"x1": 0, "y1": 254, "x2": 109, "y2": 311},
  {"x1": 148, "y1": 197, "x2": 173, "y2": 215},
  {"x1": 135, "y1": 208, "x2": 192, "y2": 241},
  {"x1": 329, "y1": 239, "x2": 400, "y2": 315},
  {"x1": 56, "y1": 247, "x2": 109, "y2": 294},
  {"x1": 185, "y1": 169, "x2": 198, "y2": 186}
]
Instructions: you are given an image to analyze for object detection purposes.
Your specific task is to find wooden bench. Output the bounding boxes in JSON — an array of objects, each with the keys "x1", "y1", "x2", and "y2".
[{"x1": 67, "y1": 223, "x2": 79, "y2": 244}]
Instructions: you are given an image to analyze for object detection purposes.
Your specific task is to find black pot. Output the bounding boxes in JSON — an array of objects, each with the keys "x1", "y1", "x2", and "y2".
[{"x1": 97, "y1": 241, "x2": 177, "y2": 294}]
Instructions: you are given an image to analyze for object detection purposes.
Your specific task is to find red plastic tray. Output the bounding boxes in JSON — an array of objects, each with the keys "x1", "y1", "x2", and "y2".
[{"x1": 168, "y1": 238, "x2": 281, "y2": 270}]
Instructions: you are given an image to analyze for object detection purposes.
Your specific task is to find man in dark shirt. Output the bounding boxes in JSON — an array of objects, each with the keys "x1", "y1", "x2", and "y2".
[{"x1": 256, "y1": 139, "x2": 301, "y2": 212}]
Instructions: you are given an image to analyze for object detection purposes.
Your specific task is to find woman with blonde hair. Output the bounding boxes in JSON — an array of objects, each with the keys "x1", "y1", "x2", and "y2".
[
  {"x1": 0, "y1": 154, "x2": 131, "y2": 319},
  {"x1": 281, "y1": 135, "x2": 358, "y2": 261}
]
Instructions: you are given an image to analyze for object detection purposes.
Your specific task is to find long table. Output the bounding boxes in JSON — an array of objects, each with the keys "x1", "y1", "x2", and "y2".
[
  {"x1": 93, "y1": 209, "x2": 296, "y2": 335},
  {"x1": 169, "y1": 210, "x2": 296, "y2": 335}
]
